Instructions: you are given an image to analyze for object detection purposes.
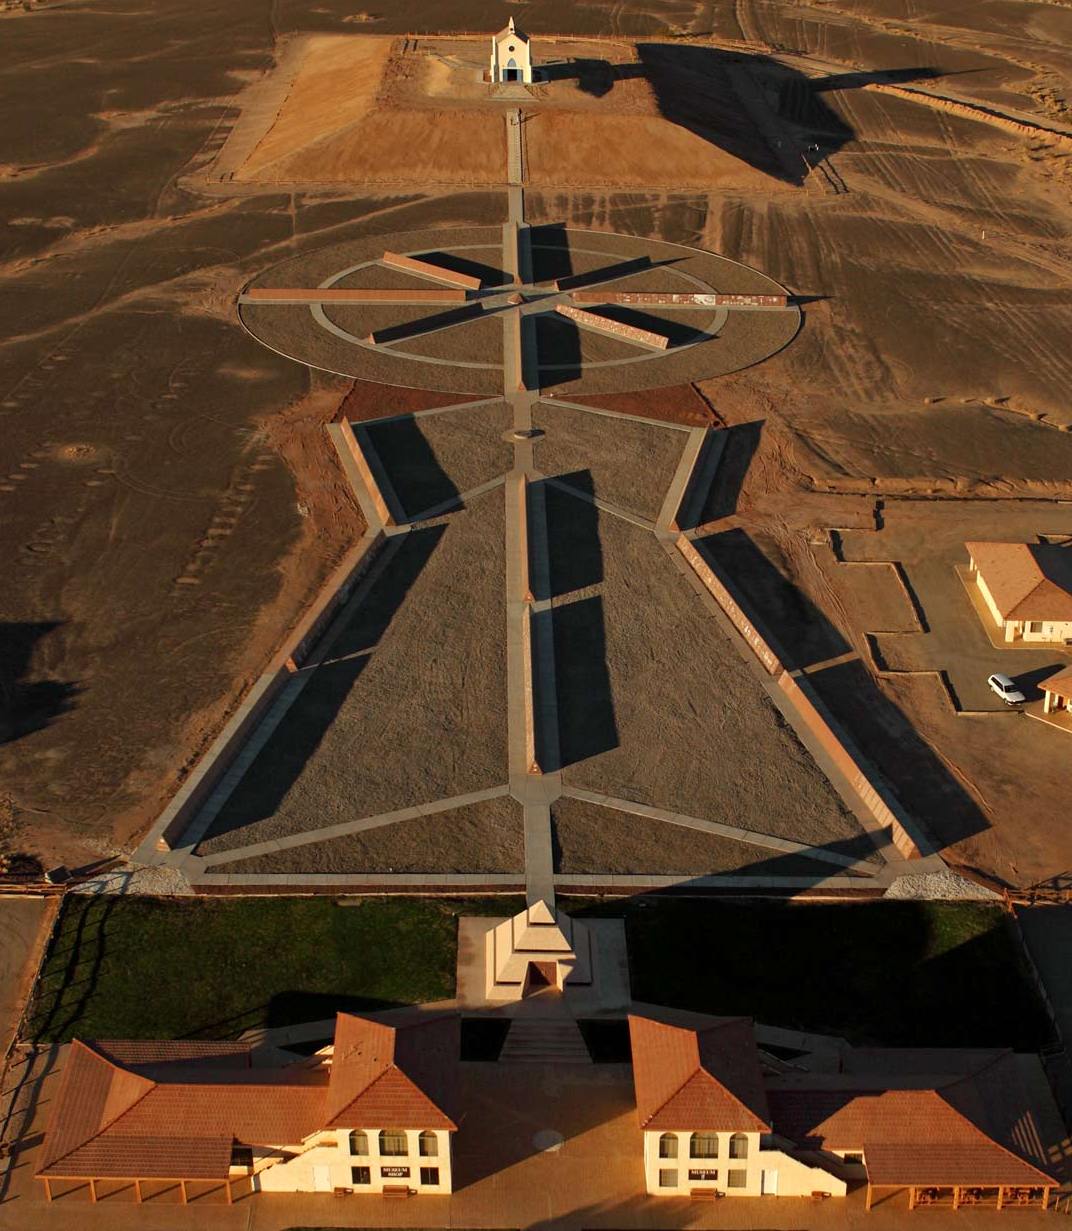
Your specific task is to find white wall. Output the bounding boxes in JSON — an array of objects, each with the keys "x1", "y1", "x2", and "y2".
[
  {"x1": 642, "y1": 1131, "x2": 844, "y2": 1198},
  {"x1": 254, "y1": 1127, "x2": 452, "y2": 1195}
]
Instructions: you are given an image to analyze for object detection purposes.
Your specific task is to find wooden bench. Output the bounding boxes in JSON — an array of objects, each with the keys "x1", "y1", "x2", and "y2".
[
  {"x1": 689, "y1": 1189, "x2": 723, "y2": 1201},
  {"x1": 811, "y1": 1190, "x2": 832, "y2": 1201},
  {"x1": 382, "y1": 1185, "x2": 413, "y2": 1199}
]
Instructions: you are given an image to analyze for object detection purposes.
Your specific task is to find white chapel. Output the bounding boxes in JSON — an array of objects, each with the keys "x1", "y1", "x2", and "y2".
[{"x1": 489, "y1": 17, "x2": 534, "y2": 84}]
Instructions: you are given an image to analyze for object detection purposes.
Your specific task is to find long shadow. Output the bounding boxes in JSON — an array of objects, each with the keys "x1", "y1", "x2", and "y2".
[
  {"x1": 809, "y1": 658, "x2": 987, "y2": 849},
  {"x1": 27, "y1": 896, "x2": 118, "y2": 1045},
  {"x1": 534, "y1": 314, "x2": 582, "y2": 389},
  {"x1": 1011, "y1": 662, "x2": 1069, "y2": 704},
  {"x1": 364, "y1": 416, "x2": 461, "y2": 518},
  {"x1": 540, "y1": 58, "x2": 647, "y2": 96},
  {"x1": 696, "y1": 528, "x2": 850, "y2": 670},
  {"x1": 408, "y1": 250, "x2": 508, "y2": 287},
  {"x1": 528, "y1": 223, "x2": 573, "y2": 284},
  {"x1": 629, "y1": 45, "x2": 948, "y2": 185},
  {"x1": 541, "y1": 477, "x2": 618, "y2": 770},
  {"x1": 367, "y1": 302, "x2": 484, "y2": 346},
  {"x1": 592, "y1": 303, "x2": 706, "y2": 349},
  {"x1": 698, "y1": 420, "x2": 763, "y2": 521},
  {"x1": 0, "y1": 621, "x2": 80, "y2": 745},
  {"x1": 197, "y1": 527, "x2": 445, "y2": 847}
]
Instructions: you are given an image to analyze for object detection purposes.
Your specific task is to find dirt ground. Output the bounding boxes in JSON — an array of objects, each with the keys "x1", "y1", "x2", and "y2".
[
  {"x1": 5, "y1": 0, "x2": 1072, "y2": 891},
  {"x1": 364, "y1": 401, "x2": 513, "y2": 518},
  {"x1": 0, "y1": 896, "x2": 52, "y2": 1054},
  {"x1": 551, "y1": 796, "x2": 855, "y2": 878},
  {"x1": 209, "y1": 795, "x2": 524, "y2": 874},
  {"x1": 196, "y1": 489, "x2": 507, "y2": 855},
  {"x1": 545, "y1": 486, "x2": 875, "y2": 858},
  {"x1": 533, "y1": 400, "x2": 687, "y2": 521}
]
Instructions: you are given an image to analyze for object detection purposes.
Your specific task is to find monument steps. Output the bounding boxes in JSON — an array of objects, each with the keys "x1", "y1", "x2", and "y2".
[{"x1": 500, "y1": 1017, "x2": 591, "y2": 1064}]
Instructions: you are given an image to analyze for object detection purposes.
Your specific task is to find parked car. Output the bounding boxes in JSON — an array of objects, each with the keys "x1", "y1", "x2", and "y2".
[{"x1": 988, "y1": 673, "x2": 1025, "y2": 705}]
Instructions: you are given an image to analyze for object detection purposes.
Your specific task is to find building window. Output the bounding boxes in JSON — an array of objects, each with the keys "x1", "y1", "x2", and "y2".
[
  {"x1": 658, "y1": 1168, "x2": 677, "y2": 1188},
  {"x1": 351, "y1": 1166, "x2": 371, "y2": 1185},
  {"x1": 1029, "y1": 621, "x2": 1044, "y2": 634},
  {"x1": 727, "y1": 1168, "x2": 748, "y2": 1188},
  {"x1": 690, "y1": 1132, "x2": 718, "y2": 1159},
  {"x1": 418, "y1": 1130, "x2": 438, "y2": 1157},
  {"x1": 348, "y1": 1130, "x2": 368, "y2": 1156},
  {"x1": 379, "y1": 1128, "x2": 407, "y2": 1156},
  {"x1": 658, "y1": 1133, "x2": 677, "y2": 1159},
  {"x1": 419, "y1": 1166, "x2": 440, "y2": 1186},
  {"x1": 729, "y1": 1133, "x2": 749, "y2": 1159},
  {"x1": 843, "y1": 1151, "x2": 864, "y2": 1164}
]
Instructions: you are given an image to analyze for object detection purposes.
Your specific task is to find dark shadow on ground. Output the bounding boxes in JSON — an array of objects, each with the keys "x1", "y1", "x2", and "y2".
[
  {"x1": 410, "y1": 249, "x2": 508, "y2": 287},
  {"x1": 0, "y1": 621, "x2": 80, "y2": 745},
  {"x1": 196, "y1": 527, "x2": 444, "y2": 846},
  {"x1": 366, "y1": 302, "x2": 484, "y2": 346},
  {"x1": 365, "y1": 416, "x2": 462, "y2": 518},
  {"x1": 697, "y1": 528, "x2": 850, "y2": 669},
  {"x1": 529, "y1": 224, "x2": 574, "y2": 284},
  {"x1": 809, "y1": 659, "x2": 988, "y2": 850},
  {"x1": 541, "y1": 478, "x2": 618, "y2": 770},
  {"x1": 534, "y1": 314, "x2": 582, "y2": 388},
  {"x1": 1011, "y1": 662, "x2": 1069, "y2": 704},
  {"x1": 614, "y1": 898, "x2": 1053, "y2": 1049},
  {"x1": 540, "y1": 474, "x2": 603, "y2": 599},
  {"x1": 262, "y1": 991, "x2": 407, "y2": 1033},
  {"x1": 540, "y1": 58, "x2": 647, "y2": 96},
  {"x1": 553, "y1": 255, "x2": 678, "y2": 291},
  {"x1": 698, "y1": 420, "x2": 763, "y2": 521},
  {"x1": 593, "y1": 302, "x2": 707, "y2": 349}
]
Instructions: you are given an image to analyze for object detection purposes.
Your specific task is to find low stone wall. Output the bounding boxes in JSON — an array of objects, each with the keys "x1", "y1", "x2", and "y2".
[
  {"x1": 335, "y1": 419, "x2": 395, "y2": 527},
  {"x1": 382, "y1": 250, "x2": 482, "y2": 290},
  {"x1": 675, "y1": 534, "x2": 782, "y2": 674},
  {"x1": 147, "y1": 529, "x2": 386, "y2": 854},
  {"x1": 675, "y1": 534, "x2": 926, "y2": 860}
]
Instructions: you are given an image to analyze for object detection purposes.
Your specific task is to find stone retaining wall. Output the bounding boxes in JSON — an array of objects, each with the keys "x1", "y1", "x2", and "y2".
[
  {"x1": 146, "y1": 528, "x2": 386, "y2": 854},
  {"x1": 335, "y1": 419, "x2": 395, "y2": 527},
  {"x1": 675, "y1": 534, "x2": 926, "y2": 860}
]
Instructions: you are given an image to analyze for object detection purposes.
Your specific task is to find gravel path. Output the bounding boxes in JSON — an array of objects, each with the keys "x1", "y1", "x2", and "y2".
[
  {"x1": 551, "y1": 797, "x2": 854, "y2": 877},
  {"x1": 208, "y1": 796, "x2": 523, "y2": 874}
]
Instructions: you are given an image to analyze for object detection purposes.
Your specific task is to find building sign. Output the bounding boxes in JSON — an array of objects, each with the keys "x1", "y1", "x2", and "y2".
[
  {"x1": 688, "y1": 1168, "x2": 718, "y2": 1181},
  {"x1": 380, "y1": 1166, "x2": 410, "y2": 1179}
]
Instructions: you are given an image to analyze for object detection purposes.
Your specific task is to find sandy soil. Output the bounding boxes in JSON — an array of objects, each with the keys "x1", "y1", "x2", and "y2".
[
  {"x1": 0, "y1": 897, "x2": 52, "y2": 1053},
  {"x1": 545, "y1": 486, "x2": 872, "y2": 856},
  {"x1": 196, "y1": 489, "x2": 507, "y2": 855},
  {"x1": 366, "y1": 401, "x2": 513, "y2": 517},
  {"x1": 209, "y1": 795, "x2": 523, "y2": 874},
  {"x1": 569, "y1": 384, "x2": 716, "y2": 428},
  {"x1": 533, "y1": 400, "x2": 687, "y2": 521},
  {"x1": 551, "y1": 796, "x2": 852, "y2": 877}
]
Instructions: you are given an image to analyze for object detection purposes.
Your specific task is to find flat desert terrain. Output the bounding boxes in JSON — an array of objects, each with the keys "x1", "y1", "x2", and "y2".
[{"x1": 3, "y1": 0, "x2": 1072, "y2": 890}]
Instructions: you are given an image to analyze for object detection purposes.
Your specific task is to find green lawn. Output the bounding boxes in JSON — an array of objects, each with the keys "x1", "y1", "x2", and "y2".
[
  {"x1": 26, "y1": 895, "x2": 522, "y2": 1043},
  {"x1": 614, "y1": 898, "x2": 1053, "y2": 1050},
  {"x1": 27, "y1": 895, "x2": 1053, "y2": 1052}
]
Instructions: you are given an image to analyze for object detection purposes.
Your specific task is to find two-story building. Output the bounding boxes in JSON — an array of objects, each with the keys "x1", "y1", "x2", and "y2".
[
  {"x1": 629, "y1": 1007, "x2": 1056, "y2": 1212},
  {"x1": 36, "y1": 1010, "x2": 459, "y2": 1203}
]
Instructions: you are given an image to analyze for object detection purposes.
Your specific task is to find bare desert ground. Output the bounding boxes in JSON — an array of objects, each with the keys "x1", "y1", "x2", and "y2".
[{"x1": 4, "y1": 0, "x2": 1072, "y2": 891}]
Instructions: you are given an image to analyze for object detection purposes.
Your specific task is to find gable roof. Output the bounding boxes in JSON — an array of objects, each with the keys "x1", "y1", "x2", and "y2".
[
  {"x1": 326, "y1": 1012, "x2": 459, "y2": 1131},
  {"x1": 767, "y1": 1051, "x2": 1056, "y2": 1188},
  {"x1": 967, "y1": 541, "x2": 1072, "y2": 622},
  {"x1": 628, "y1": 1010, "x2": 770, "y2": 1132},
  {"x1": 495, "y1": 16, "x2": 529, "y2": 43},
  {"x1": 37, "y1": 1040, "x2": 327, "y2": 1180},
  {"x1": 1043, "y1": 664, "x2": 1072, "y2": 703}
]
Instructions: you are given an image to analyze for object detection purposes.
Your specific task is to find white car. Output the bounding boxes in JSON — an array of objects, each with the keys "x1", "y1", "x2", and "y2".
[{"x1": 988, "y1": 673, "x2": 1025, "y2": 705}]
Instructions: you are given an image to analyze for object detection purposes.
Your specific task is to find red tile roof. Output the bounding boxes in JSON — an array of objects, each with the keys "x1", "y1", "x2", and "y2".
[
  {"x1": 37, "y1": 1011, "x2": 460, "y2": 1182},
  {"x1": 327, "y1": 1011, "x2": 459, "y2": 1130},
  {"x1": 628, "y1": 1011, "x2": 770, "y2": 1132},
  {"x1": 768, "y1": 1052, "x2": 1056, "y2": 1189},
  {"x1": 967, "y1": 542, "x2": 1072, "y2": 622}
]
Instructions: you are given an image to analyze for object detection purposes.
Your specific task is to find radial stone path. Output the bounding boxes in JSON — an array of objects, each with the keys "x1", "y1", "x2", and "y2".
[{"x1": 145, "y1": 110, "x2": 924, "y2": 900}]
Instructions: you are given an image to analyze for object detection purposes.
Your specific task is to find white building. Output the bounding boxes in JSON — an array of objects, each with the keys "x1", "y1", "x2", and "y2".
[
  {"x1": 966, "y1": 541, "x2": 1072, "y2": 644},
  {"x1": 489, "y1": 17, "x2": 533, "y2": 84},
  {"x1": 37, "y1": 1010, "x2": 460, "y2": 1203}
]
